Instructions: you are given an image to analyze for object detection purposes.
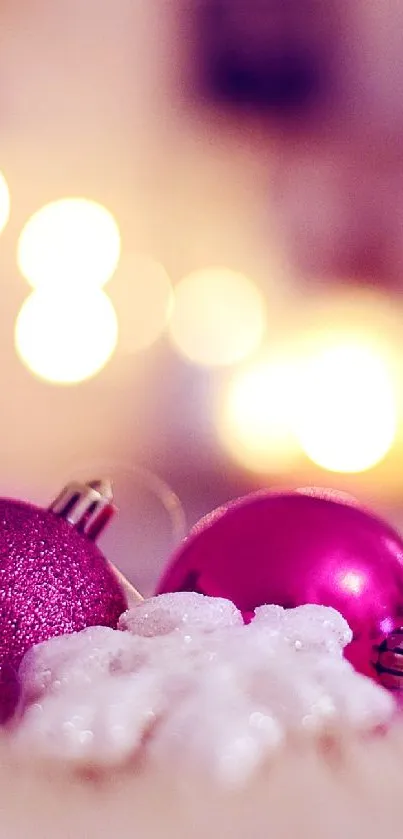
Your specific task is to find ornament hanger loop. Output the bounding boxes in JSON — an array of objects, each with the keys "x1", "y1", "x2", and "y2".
[{"x1": 64, "y1": 459, "x2": 187, "y2": 547}]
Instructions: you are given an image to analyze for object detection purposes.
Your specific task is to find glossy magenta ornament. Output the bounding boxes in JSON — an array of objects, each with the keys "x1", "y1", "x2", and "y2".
[
  {"x1": 157, "y1": 488, "x2": 403, "y2": 687},
  {"x1": 0, "y1": 479, "x2": 130, "y2": 719}
]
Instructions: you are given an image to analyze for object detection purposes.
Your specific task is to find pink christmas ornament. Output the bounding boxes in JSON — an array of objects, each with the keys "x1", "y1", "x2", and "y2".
[
  {"x1": 157, "y1": 488, "x2": 403, "y2": 688},
  {"x1": 0, "y1": 479, "x2": 136, "y2": 720},
  {"x1": 0, "y1": 664, "x2": 20, "y2": 724}
]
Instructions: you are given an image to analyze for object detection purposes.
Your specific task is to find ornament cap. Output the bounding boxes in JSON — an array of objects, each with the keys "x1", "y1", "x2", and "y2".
[{"x1": 49, "y1": 478, "x2": 116, "y2": 541}]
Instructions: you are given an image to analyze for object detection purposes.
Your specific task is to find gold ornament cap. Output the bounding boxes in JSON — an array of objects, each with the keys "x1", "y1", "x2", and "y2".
[{"x1": 49, "y1": 478, "x2": 115, "y2": 541}]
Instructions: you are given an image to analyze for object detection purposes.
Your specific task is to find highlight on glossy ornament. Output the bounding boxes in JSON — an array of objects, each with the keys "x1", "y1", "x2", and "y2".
[
  {"x1": 15, "y1": 288, "x2": 118, "y2": 384},
  {"x1": 291, "y1": 342, "x2": 397, "y2": 473},
  {"x1": 168, "y1": 266, "x2": 267, "y2": 367},
  {"x1": 157, "y1": 487, "x2": 403, "y2": 689},
  {"x1": 17, "y1": 197, "x2": 121, "y2": 291},
  {"x1": 110, "y1": 254, "x2": 174, "y2": 353},
  {"x1": 0, "y1": 171, "x2": 10, "y2": 235},
  {"x1": 218, "y1": 355, "x2": 301, "y2": 473}
]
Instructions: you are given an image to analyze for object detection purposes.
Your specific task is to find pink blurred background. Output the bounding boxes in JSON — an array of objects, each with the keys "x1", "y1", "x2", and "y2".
[{"x1": 1, "y1": 0, "x2": 403, "y2": 596}]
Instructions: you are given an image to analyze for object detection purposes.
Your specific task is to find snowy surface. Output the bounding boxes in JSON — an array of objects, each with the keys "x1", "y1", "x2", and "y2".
[{"x1": 13, "y1": 593, "x2": 395, "y2": 786}]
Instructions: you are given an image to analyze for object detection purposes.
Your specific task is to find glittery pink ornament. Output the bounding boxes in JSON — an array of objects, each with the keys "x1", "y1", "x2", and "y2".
[
  {"x1": 0, "y1": 479, "x2": 134, "y2": 720},
  {"x1": 0, "y1": 664, "x2": 20, "y2": 724},
  {"x1": 157, "y1": 488, "x2": 403, "y2": 688}
]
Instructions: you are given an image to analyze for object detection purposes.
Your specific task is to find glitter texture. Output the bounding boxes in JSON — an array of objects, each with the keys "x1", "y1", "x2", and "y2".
[
  {"x1": 14, "y1": 594, "x2": 395, "y2": 785},
  {"x1": 0, "y1": 498, "x2": 127, "y2": 681},
  {"x1": 157, "y1": 489, "x2": 403, "y2": 680}
]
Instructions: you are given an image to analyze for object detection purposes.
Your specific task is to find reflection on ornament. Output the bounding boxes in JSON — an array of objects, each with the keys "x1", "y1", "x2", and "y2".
[{"x1": 157, "y1": 487, "x2": 403, "y2": 688}]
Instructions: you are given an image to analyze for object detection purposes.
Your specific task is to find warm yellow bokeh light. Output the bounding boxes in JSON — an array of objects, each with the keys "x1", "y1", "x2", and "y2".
[
  {"x1": 17, "y1": 198, "x2": 121, "y2": 291},
  {"x1": 15, "y1": 289, "x2": 118, "y2": 384},
  {"x1": 0, "y1": 171, "x2": 10, "y2": 234},
  {"x1": 110, "y1": 255, "x2": 173, "y2": 353},
  {"x1": 292, "y1": 342, "x2": 397, "y2": 473},
  {"x1": 169, "y1": 267, "x2": 267, "y2": 367},
  {"x1": 218, "y1": 358, "x2": 302, "y2": 473}
]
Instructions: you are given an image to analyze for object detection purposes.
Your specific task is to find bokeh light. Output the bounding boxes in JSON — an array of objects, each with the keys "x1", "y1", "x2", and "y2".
[
  {"x1": 218, "y1": 357, "x2": 301, "y2": 473},
  {"x1": 292, "y1": 342, "x2": 397, "y2": 473},
  {"x1": 218, "y1": 326, "x2": 398, "y2": 476},
  {"x1": 15, "y1": 289, "x2": 118, "y2": 384},
  {"x1": 17, "y1": 198, "x2": 121, "y2": 291},
  {"x1": 110, "y1": 255, "x2": 173, "y2": 353},
  {"x1": 169, "y1": 267, "x2": 267, "y2": 367},
  {"x1": 0, "y1": 171, "x2": 10, "y2": 234}
]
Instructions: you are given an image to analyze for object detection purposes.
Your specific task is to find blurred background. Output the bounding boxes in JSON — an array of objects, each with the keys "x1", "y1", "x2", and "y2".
[{"x1": 1, "y1": 0, "x2": 403, "y2": 595}]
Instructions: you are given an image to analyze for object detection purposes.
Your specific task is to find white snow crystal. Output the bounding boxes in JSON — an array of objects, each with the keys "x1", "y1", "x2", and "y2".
[
  {"x1": 16, "y1": 672, "x2": 164, "y2": 765},
  {"x1": 13, "y1": 595, "x2": 395, "y2": 786},
  {"x1": 18, "y1": 627, "x2": 137, "y2": 704},
  {"x1": 118, "y1": 591, "x2": 243, "y2": 636},
  {"x1": 253, "y1": 603, "x2": 352, "y2": 654}
]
